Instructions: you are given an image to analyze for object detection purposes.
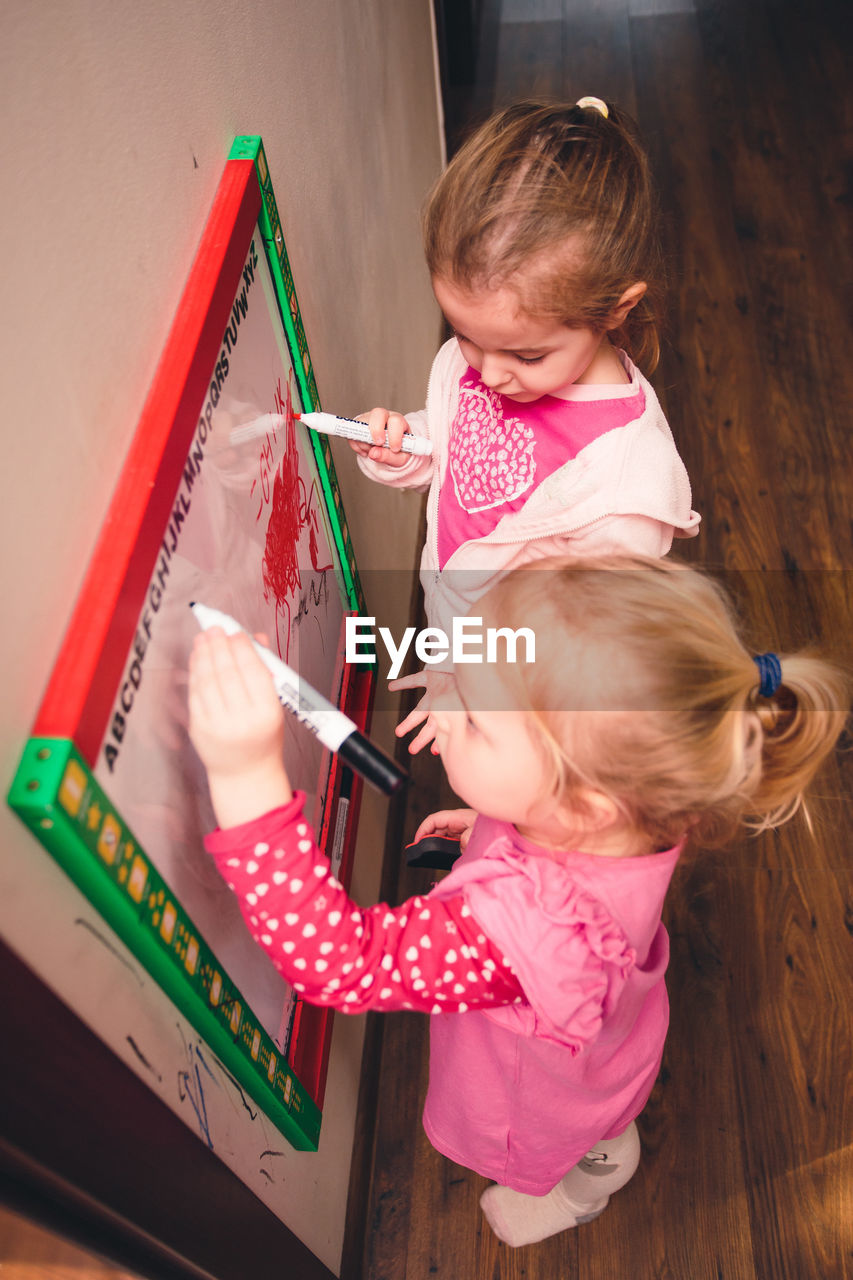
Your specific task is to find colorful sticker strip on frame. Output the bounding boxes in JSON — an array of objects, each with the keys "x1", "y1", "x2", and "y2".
[{"x1": 7, "y1": 137, "x2": 372, "y2": 1151}]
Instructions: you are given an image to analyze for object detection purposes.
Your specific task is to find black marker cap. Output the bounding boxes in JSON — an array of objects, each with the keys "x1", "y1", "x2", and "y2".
[
  {"x1": 405, "y1": 835, "x2": 462, "y2": 870},
  {"x1": 338, "y1": 730, "x2": 408, "y2": 795}
]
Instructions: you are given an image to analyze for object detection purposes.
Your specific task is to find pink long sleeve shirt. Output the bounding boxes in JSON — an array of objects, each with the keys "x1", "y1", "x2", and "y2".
[{"x1": 205, "y1": 793, "x2": 523, "y2": 1015}]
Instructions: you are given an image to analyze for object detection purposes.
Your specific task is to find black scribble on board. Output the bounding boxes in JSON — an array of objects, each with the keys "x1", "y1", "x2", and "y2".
[
  {"x1": 126, "y1": 1035, "x2": 163, "y2": 1082},
  {"x1": 74, "y1": 917, "x2": 145, "y2": 985}
]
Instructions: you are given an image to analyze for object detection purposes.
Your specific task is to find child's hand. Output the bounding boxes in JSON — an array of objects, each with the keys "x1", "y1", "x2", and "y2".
[
  {"x1": 349, "y1": 407, "x2": 414, "y2": 469},
  {"x1": 188, "y1": 628, "x2": 293, "y2": 829},
  {"x1": 389, "y1": 669, "x2": 455, "y2": 754},
  {"x1": 413, "y1": 808, "x2": 478, "y2": 851}
]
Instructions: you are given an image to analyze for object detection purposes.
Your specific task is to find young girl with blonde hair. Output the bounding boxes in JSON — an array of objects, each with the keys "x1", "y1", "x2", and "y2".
[
  {"x1": 349, "y1": 97, "x2": 700, "y2": 749},
  {"x1": 188, "y1": 556, "x2": 847, "y2": 1248}
]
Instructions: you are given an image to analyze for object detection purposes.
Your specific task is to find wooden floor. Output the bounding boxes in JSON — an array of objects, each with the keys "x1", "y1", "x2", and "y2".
[{"x1": 343, "y1": 2, "x2": 852, "y2": 1278}]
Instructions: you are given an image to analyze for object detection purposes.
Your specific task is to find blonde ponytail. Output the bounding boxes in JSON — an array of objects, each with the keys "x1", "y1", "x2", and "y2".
[
  {"x1": 744, "y1": 654, "x2": 850, "y2": 833},
  {"x1": 478, "y1": 557, "x2": 850, "y2": 851}
]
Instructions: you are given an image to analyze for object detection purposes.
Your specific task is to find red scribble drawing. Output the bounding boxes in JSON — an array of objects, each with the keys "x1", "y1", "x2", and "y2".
[{"x1": 262, "y1": 376, "x2": 333, "y2": 661}]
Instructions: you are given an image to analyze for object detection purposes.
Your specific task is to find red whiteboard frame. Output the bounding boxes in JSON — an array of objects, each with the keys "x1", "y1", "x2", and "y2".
[{"x1": 9, "y1": 139, "x2": 373, "y2": 1148}]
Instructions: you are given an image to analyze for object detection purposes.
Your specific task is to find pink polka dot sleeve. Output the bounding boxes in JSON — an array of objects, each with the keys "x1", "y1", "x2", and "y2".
[{"x1": 204, "y1": 793, "x2": 523, "y2": 1015}]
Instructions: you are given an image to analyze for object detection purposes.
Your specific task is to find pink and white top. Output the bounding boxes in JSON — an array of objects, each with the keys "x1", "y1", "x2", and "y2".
[
  {"x1": 437, "y1": 366, "x2": 645, "y2": 567},
  {"x1": 356, "y1": 340, "x2": 700, "y2": 642}
]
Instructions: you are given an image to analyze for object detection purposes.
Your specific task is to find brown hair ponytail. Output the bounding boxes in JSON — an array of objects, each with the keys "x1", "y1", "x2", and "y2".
[{"x1": 423, "y1": 99, "x2": 665, "y2": 371}]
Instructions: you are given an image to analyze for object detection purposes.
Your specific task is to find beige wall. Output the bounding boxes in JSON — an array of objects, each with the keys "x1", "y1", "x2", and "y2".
[{"x1": 0, "y1": 1, "x2": 442, "y2": 1272}]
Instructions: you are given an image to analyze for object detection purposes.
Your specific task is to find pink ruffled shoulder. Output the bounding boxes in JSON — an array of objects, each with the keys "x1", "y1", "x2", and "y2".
[{"x1": 434, "y1": 841, "x2": 637, "y2": 1051}]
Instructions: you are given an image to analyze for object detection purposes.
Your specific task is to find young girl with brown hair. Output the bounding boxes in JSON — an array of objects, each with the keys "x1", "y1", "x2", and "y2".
[
  {"x1": 187, "y1": 556, "x2": 847, "y2": 1248},
  {"x1": 348, "y1": 98, "x2": 700, "y2": 749}
]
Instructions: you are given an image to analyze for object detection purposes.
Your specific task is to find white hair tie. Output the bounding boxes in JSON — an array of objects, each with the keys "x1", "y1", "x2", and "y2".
[{"x1": 576, "y1": 96, "x2": 609, "y2": 118}]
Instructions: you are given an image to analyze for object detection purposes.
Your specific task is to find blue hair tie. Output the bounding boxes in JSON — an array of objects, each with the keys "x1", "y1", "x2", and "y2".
[{"x1": 753, "y1": 652, "x2": 782, "y2": 698}]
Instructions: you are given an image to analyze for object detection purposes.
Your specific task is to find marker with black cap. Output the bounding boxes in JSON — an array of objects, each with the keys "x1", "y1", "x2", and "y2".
[{"x1": 190, "y1": 602, "x2": 407, "y2": 796}]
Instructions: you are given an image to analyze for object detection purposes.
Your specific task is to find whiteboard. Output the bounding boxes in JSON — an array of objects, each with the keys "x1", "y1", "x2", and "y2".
[
  {"x1": 95, "y1": 234, "x2": 346, "y2": 1043},
  {"x1": 8, "y1": 137, "x2": 370, "y2": 1150}
]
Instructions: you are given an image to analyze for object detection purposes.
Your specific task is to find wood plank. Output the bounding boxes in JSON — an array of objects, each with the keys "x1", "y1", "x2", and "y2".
[
  {"x1": 493, "y1": 19, "x2": 565, "y2": 104},
  {"x1": 443, "y1": 0, "x2": 503, "y2": 156},
  {"x1": 352, "y1": 2, "x2": 853, "y2": 1276},
  {"x1": 359, "y1": 1008, "x2": 428, "y2": 1279},
  {"x1": 630, "y1": 12, "x2": 783, "y2": 572},
  {"x1": 688, "y1": 0, "x2": 853, "y2": 571},
  {"x1": 720, "y1": 842, "x2": 853, "y2": 1279},
  {"x1": 653, "y1": 15, "x2": 853, "y2": 1270},
  {"x1": 579, "y1": 847, "x2": 757, "y2": 1280},
  {"x1": 493, "y1": 5, "x2": 636, "y2": 117},
  {"x1": 560, "y1": 0, "x2": 637, "y2": 118}
]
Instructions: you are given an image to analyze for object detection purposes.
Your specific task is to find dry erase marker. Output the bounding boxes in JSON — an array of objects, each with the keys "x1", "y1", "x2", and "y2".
[
  {"x1": 190, "y1": 603, "x2": 407, "y2": 795},
  {"x1": 228, "y1": 412, "x2": 432, "y2": 456},
  {"x1": 297, "y1": 412, "x2": 433, "y2": 457}
]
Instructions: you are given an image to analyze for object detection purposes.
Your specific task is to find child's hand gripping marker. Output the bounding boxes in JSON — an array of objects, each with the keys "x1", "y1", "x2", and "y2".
[{"x1": 190, "y1": 603, "x2": 408, "y2": 795}]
